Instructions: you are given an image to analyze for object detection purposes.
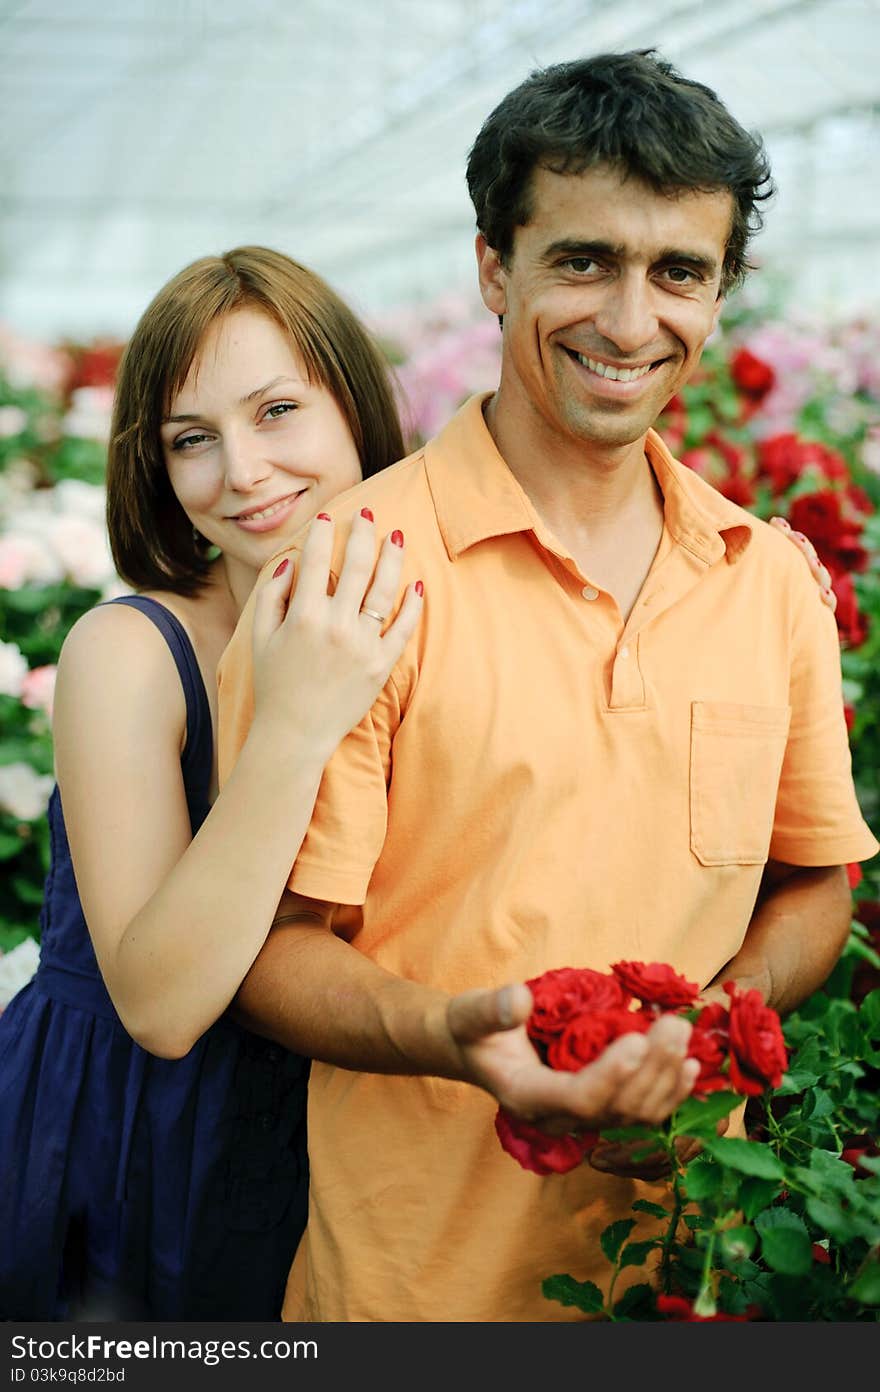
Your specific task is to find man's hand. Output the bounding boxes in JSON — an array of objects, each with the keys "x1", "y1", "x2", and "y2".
[
  {"x1": 445, "y1": 983, "x2": 699, "y2": 1136},
  {"x1": 587, "y1": 1117, "x2": 730, "y2": 1180}
]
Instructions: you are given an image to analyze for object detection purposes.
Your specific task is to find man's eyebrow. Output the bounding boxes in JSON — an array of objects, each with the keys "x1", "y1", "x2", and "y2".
[
  {"x1": 541, "y1": 239, "x2": 719, "y2": 277},
  {"x1": 541, "y1": 239, "x2": 623, "y2": 263},
  {"x1": 163, "y1": 376, "x2": 301, "y2": 424},
  {"x1": 654, "y1": 247, "x2": 719, "y2": 276}
]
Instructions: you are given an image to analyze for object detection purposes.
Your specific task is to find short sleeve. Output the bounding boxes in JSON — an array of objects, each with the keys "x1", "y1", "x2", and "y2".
[
  {"x1": 217, "y1": 558, "x2": 402, "y2": 907},
  {"x1": 769, "y1": 554, "x2": 878, "y2": 866},
  {"x1": 287, "y1": 681, "x2": 400, "y2": 904}
]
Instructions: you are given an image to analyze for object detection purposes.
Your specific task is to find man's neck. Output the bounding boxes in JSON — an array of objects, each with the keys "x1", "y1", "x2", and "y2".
[{"x1": 482, "y1": 390, "x2": 666, "y2": 622}]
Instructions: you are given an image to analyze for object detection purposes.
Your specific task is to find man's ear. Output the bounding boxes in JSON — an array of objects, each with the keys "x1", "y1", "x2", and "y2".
[{"x1": 476, "y1": 234, "x2": 507, "y2": 317}]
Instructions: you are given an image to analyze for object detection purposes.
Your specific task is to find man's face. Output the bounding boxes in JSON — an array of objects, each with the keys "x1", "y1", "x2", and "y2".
[{"x1": 477, "y1": 163, "x2": 732, "y2": 452}]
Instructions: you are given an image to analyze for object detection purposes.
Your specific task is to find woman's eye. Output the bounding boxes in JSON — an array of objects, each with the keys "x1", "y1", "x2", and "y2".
[
  {"x1": 263, "y1": 402, "x2": 297, "y2": 421},
  {"x1": 172, "y1": 432, "x2": 211, "y2": 451}
]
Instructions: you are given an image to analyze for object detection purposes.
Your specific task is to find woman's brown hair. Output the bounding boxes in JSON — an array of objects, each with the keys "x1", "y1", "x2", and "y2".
[{"x1": 107, "y1": 246, "x2": 406, "y2": 593}]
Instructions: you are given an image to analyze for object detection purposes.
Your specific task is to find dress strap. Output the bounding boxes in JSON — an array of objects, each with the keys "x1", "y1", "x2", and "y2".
[{"x1": 102, "y1": 596, "x2": 213, "y2": 812}]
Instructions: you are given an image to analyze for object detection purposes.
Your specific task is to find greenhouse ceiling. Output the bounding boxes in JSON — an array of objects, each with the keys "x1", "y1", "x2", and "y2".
[{"x1": 2, "y1": 0, "x2": 879, "y2": 339}]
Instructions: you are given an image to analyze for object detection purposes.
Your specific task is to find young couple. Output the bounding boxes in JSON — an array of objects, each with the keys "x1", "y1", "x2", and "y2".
[{"x1": 1, "y1": 50, "x2": 874, "y2": 1323}]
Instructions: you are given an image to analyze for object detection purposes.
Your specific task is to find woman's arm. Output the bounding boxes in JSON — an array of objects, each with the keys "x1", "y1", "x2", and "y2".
[{"x1": 54, "y1": 515, "x2": 421, "y2": 1058}]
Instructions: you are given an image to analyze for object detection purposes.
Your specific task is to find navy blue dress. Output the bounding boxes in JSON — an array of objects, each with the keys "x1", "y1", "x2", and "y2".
[{"x1": 0, "y1": 596, "x2": 309, "y2": 1320}]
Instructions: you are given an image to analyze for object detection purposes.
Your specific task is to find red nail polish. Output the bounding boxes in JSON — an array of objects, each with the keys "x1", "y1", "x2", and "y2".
[
  {"x1": 415, "y1": 580, "x2": 424, "y2": 597},
  {"x1": 316, "y1": 512, "x2": 331, "y2": 521},
  {"x1": 391, "y1": 529, "x2": 404, "y2": 547},
  {"x1": 360, "y1": 507, "x2": 374, "y2": 522},
  {"x1": 272, "y1": 558, "x2": 289, "y2": 579}
]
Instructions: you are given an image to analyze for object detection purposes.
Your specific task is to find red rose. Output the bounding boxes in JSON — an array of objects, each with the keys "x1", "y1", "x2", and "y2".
[
  {"x1": 658, "y1": 393, "x2": 688, "y2": 451},
  {"x1": 680, "y1": 447, "x2": 714, "y2": 477},
  {"x1": 525, "y1": 967, "x2": 629, "y2": 1047},
  {"x1": 811, "y1": 1243, "x2": 831, "y2": 1265},
  {"x1": 494, "y1": 1109, "x2": 597, "y2": 1175},
  {"x1": 718, "y1": 471, "x2": 756, "y2": 508},
  {"x1": 687, "y1": 1002, "x2": 731, "y2": 1096},
  {"x1": 847, "y1": 863, "x2": 863, "y2": 890},
  {"x1": 656, "y1": 1294, "x2": 754, "y2": 1322},
  {"x1": 611, "y1": 960, "x2": 700, "y2": 1010},
  {"x1": 757, "y1": 433, "x2": 804, "y2": 493},
  {"x1": 725, "y1": 983, "x2": 788, "y2": 1096},
  {"x1": 831, "y1": 571, "x2": 870, "y2": 649},
  {"x1": 548, "y1": 1007, "x2": 650, "y2": 1071},
  {"x1": 844, "y1": 703, "x2": 856, "y2": 732},
  {"x1": 787, "y1": 492, "x2": 869, "y2": 575},
  {"x1": 840, "y1": 1134, "x2": 880, "y2": 1178},
  {"x1": 730, "y1": 348, "x2": 775, "y2": 399}
]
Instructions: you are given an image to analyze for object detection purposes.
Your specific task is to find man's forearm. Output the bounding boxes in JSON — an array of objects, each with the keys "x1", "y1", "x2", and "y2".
[
  {"x1": 232, "y1": 915, "x2": 461, "y2": 1076},
  {"x1": 705, "y1": 862, "x2": 853, "y2": 1016}
]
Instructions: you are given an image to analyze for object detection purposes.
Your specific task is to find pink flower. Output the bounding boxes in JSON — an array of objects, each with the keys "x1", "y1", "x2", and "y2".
[{"x1": 20, "y1": 665, "x2": 56, "y2": 719}]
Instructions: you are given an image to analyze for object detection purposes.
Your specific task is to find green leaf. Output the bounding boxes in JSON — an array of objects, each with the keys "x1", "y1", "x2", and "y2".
[
  {"x1": 859, "y1": 989, "x2": 880, "y2": 1033},
  {"x1": 848, "y1": 1261, "x2": 880, "y2": 1306},
  {"x1": 758, "y1": 1227, "x2": 813, "y2": 1277},
  {"x1": 805, "y1": 1197, "x2": 860, "y2": 1245},
  {"x1": 703, "y1": 1137, "x2": 785, "y2": 1179},
  {"x1": 619, "y1": 1240, "x2": 659, "y2": 1271},
  {"x1": 670, "y1": 1091, "x2": 740, "y2": 1136},
  {"x1": 802, "y1": 1087, "x2": 836, "y2": 1121},
  {"x1": 738, "y1": 1177, "x2": 783, "y2": 1221},
  {"x1": 611, "y1": 1284, "x2": 656, "y2": 1320},
  {"x1": 631, "y1": 1200, "x2": 669, "y2": 1219},
  {"x1": 541, "y1": 1275, "x2": 604, "y2": 1314},
  {"x1": 600, "y1": 1218, "x2": 636, "y2": 1265},
  {"x1": 682, "y1": 1155, "x2": 723, "y2": 1200}
]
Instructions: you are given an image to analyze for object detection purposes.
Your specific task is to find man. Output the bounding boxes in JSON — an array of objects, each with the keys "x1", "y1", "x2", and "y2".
[{"x1": 217, "y1": 51, "x2": 878, "y2": 1321}]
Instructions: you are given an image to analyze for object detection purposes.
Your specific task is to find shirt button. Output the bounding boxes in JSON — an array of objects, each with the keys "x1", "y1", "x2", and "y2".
[
  {"x1": 581, "y1": 585, "x2": 599, "y2": 601},
  {"x1": 619, "y1": 645, "x2": 629, "y2": 658}
]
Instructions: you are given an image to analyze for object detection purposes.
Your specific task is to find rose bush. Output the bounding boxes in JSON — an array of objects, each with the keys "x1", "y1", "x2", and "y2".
[{"x1": 501, "y1": 964, "x2": 879, "y2": 1322}]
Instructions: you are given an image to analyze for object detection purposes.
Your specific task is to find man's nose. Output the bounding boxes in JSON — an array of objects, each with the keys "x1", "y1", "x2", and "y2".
[
  {"x1": 591, "y1": 275, "x2": 659, "y2": 355},
  {"x1": 222, "y1": 433, "x2": 273, "y2": 490}
]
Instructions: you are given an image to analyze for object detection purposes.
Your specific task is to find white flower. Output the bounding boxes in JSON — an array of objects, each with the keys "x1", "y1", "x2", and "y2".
[
  {"x1": 61, "y1": 386, "x2": 114, "y2": 442},
  {"x1": 48, "y1": 514, "x2": 115, "y2": 588},
  {"x1": 0, "y1": 533, "x2": 63, "y2": 589},
  {"x1": 53, "y1": 478, "x2": 106, "y2": 521},
  {"x1": 0, "y1": 640, "x2": 28, "y2": 697},
  {"x1": 0, "y1": 761, "x2": 54, "y2": 821},
  {"x1": 0, "y1": 405, "x2": 28, "y2": 438}
]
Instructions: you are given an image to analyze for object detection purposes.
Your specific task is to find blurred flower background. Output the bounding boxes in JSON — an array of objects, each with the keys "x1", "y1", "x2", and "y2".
[{"x1": 1, "y1": 295, "x2": 878, "y2": 984}]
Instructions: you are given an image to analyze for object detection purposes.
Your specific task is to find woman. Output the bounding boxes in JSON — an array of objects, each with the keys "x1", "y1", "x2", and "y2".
[{"x1": 0, "y1": 246, "x2": 421, "y2": 1320}]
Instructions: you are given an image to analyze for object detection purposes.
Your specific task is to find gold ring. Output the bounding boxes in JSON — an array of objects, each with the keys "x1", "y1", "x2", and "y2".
[{"x1": 360, "y1": 606, "x2": 386, "y2": 623}]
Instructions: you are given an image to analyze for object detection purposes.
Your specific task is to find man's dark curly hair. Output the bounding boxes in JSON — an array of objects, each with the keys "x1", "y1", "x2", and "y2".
[{"x1": 465, "y1": 49, "x2": 774, "y2": 294}]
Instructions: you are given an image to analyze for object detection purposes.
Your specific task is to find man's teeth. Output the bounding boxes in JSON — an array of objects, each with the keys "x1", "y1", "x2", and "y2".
[
  {"x1": 575, "y1": 354, "x2": 653, "y2": 382},
  {"x1": 239, "y1": 496, "x2": 297, "y2": 522}
]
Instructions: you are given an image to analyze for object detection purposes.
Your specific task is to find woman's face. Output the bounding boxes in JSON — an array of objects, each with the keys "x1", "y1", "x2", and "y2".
[{"x1": 161, "y1": 306, "x2": 362, "y2": 578}]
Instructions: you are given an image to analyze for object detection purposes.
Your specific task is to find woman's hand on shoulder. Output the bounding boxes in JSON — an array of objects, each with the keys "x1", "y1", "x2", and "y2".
[{"x1": 250, "y1": 510, "x2": 423, "y2": 757}]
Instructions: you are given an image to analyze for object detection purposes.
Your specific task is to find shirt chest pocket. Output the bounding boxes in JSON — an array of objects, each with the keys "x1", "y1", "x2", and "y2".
[{"x1": 690, "y1": 701, "x2": 791, "y2": 867}]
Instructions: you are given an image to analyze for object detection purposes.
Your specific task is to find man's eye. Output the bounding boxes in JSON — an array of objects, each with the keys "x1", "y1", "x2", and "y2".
[
  {"x1": 665, "y1": 266, "x2": 696, "y2": 284},
  {"x1": 263, "y1": 402, "x2": 297, "y2": 420},
  {"x1": 564, "y1": 258, "x2": 599, "y2": 274}
]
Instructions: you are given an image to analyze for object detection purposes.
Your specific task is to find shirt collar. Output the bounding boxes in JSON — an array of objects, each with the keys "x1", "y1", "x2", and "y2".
[{"x1": 425, "y1": 392, "x2": 753, "y2": 565}]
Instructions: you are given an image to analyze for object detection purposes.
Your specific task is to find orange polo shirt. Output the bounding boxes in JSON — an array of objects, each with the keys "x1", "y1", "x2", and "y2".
[{"x1": 217, "y1": 393, "x2": 877, "y2": 1323}]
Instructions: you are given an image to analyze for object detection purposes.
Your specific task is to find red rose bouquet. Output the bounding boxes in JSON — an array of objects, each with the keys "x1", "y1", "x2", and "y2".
[{"x1": 495, "y1": 962, "x2": 787, "y2": 1175}]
